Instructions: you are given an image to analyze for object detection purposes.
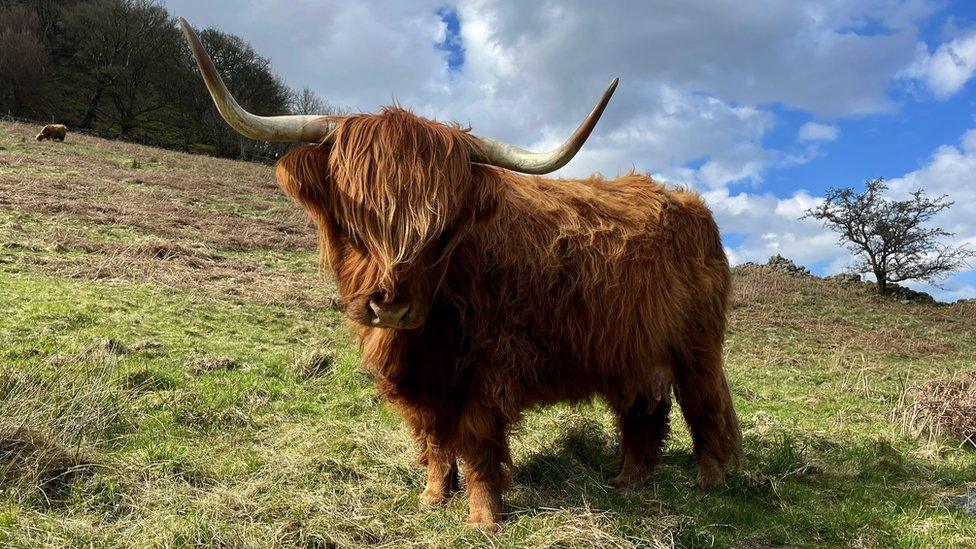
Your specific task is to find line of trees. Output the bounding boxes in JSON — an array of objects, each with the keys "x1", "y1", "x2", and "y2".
[{"x1": 0, "y1": 0, "x2": 336, "y2": 162}]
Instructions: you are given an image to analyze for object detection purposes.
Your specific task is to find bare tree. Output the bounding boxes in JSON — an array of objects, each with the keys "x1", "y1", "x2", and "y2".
[
  {"x1": 805, "y1": 177, "x2": 974, "y2": 296},
  {"x1": 289, "y1": 86, "x2": 340, "y2": 116},
  {"x1": 0, "y1": 5, "x2": 48, "y2": 115},
  {"x1": 290, "y1": 86, "x2": 323, "y2": 115},
  {"x1": 61, "y1": 0, "x2": 172, "y2": 129},
  {"x1": 104, "y1": 2, "x2": 182, "y2": 137}
]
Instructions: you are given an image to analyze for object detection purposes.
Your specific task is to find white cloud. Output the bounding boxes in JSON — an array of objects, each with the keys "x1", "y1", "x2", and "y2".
[
  {"x1": 885, "y1": 129, "x2": 976, "y2": 259},
  {"x1": 908, "y1": 29, "x2": 976, "y2": 98},
  {"x1": 163, "y1": 0, "x2": 939, "y2": 182},
  {"x1": 164, "y1": 0, "x2": 450, "y2": 111},
  {"x1": 553, "y1": 86, "x2": 773, "y2": 186},
  {"x1": 701, "y1": 187, "x2": 844, "y2": 267},
  {"x1": 798, "y1": 122, "x2": 839, "y2": 142},
  {"x1": 447, "y1": 0, "x2": 933, "y2": 120}
]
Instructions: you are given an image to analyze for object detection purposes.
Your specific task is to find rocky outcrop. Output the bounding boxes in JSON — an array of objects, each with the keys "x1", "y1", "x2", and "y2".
[
  {"x1": 737, "y1": 254, "x2": 813, "y2": 277},
  {"x1": 764, "y1": 254, "x2": 812, "y2": 277},
  {"x1": 864, "y1": 282, "x2": 937, "y2": 304},
  {"x1": 824, "y1": 273, "x2": 862, "y2": 285}
]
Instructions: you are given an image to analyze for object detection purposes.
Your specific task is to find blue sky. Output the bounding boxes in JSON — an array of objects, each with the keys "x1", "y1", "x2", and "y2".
[
  {"x1": 750, "y1": 2, "x2": 976, "y2": 296},
  {"x1": 761, "y1": 5, "x2": 976, "y2": 201},
  {"x1": 164, "y1": 0, "x2": 976, "y2": 301}
]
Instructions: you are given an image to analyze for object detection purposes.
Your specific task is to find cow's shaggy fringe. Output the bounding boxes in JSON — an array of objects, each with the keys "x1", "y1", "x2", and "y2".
[{"x1": 275, "y1": 107, "x2": 742, "y2": 528}]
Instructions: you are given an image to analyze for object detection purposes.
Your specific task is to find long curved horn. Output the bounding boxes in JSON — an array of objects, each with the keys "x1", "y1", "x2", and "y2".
[
  {"x1": 471, "y1": 78, "x2": 618, "y2": 175},
  {"x1": 178, "y1": 17, "x2": 335, "y2": 143}
]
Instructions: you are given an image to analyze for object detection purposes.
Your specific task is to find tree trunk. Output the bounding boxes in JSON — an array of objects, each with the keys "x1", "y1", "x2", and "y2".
[
  {"x1": 119, "y1": 115, "x2": 135, "y2": 136},
  {"x1": 875, "y1": 270, "x2": 888, "y2": 296},
  {"x1": 79, "y1": 84, "x2": 106, "y2": 129}
]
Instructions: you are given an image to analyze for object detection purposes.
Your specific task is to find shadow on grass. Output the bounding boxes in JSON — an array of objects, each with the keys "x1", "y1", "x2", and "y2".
[{"x1": 505, "y1": 421, "x2": 976, "y2": 546}]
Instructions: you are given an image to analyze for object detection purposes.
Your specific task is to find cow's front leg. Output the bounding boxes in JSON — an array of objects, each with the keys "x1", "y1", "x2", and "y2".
[
  {"x1": 420, "y1": 433, "x2": 459, "y2": 505},
  {"x1": 402, "y1": 413, "x2": 458, "y2": 503},
  {"x1": 457, "y1": 412, "x2": 509, "y2": 530}
]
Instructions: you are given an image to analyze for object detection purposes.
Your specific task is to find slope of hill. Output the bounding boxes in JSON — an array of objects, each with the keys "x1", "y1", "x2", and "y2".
[{"x1": 1, "y1": 120, "x2": 974, "y2": 547}]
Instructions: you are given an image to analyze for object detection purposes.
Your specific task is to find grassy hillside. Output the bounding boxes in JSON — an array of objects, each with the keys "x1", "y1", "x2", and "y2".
[{"x1": 1, "y1": 120, "x2": 974, "y2": 548}]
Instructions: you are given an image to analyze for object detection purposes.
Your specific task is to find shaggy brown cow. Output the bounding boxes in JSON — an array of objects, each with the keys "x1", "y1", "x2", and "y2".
[
  {"x1": 180, "y1": 19, "x2": 742, "y2": 529},
  {"x1": 35, "y1": 124, "x2": 67, "y2": 142}
]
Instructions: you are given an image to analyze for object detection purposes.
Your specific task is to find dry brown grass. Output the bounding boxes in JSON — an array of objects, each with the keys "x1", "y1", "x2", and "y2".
[
  {"x1": 188, "y1": 355, "x2": 241, "y2": 374},
  {"x1": 896, "y1": 370, "x2": 976, "y2": 447},
  {"x1": 0, "y1": 354, "x2": 126, "y2": 506},
  {"x1": 731, "y1": 266, "x2": 969, "y2": 360},
  {"x1": 0, "y1": 120, "x2": 338, "y2": 308},
  {"x1": 291, "y1": 349, "x2": 337, "y2": 380},
  {"x1": 949, "y1": 300, "x2": 976, "y2": 318},
  {"x1": 15, "y1": 233, "x2": 336, "y2": 308},
  {"x1": 0, "y1": 428, "x2": 94, "y2": 505}
]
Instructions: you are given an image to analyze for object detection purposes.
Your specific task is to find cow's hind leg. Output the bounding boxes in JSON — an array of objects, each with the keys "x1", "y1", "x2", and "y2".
[
  {"x1": 672, "y1": 341, "x2": 742, "y2": 489},
  {"x1": 613, "y1": 393, "x2": 671, "y2": 488}
]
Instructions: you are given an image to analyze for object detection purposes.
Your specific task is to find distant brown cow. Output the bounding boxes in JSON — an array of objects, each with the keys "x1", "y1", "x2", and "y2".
[
  {"x1": 35, "y1": 124, "x2": 67, "y2": 142},
  {"x1": 180, "y1": 18, "x2": 742, "y2": 530}
]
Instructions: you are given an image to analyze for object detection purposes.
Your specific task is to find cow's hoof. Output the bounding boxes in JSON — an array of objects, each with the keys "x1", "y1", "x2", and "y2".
[
  {"x1": 467, "y1": 515, "x2": 500, "y2": 532},
  {"x1": 695, "y1": 461, "x2": 727, "y2": 490},
  {"x1": 613, "y1": 458, "x2": 655, "y2": 489},
  {"x1": 419, "y1": 488, "x2": 449, "y2": 507},
  {"x1": 612, "y1": 471, "x2": 646, "y2": 490}
]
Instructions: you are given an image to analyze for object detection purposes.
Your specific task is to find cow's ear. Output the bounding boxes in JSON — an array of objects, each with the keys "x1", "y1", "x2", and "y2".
[
  {"x1": 276, "y1": 143, "x2": 344, "y2": 269},
  {"x1": 275, "y1": 144, "x2": 333, "y2": 218}
]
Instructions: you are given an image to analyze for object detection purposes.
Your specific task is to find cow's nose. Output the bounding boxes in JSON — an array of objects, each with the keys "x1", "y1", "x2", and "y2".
[{"x1": 368, "y1": 299, "x2": 411, "y2": 327}]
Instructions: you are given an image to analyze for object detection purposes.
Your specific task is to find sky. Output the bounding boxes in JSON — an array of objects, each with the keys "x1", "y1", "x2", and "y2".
[{"x1": 163, "y1": 0, "x2": 976, "y2": 301}]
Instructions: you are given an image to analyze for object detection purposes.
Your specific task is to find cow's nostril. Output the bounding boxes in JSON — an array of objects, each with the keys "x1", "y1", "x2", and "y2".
[
  {"x1": 368, "y1": 299, "x2": 411, "y2": 326},
  {"x1": 397, "y1": 303, "x2": 411, "y2": 321},
  {"x1": 368, "y1": 299, "x2": 382, "y2": 318}
]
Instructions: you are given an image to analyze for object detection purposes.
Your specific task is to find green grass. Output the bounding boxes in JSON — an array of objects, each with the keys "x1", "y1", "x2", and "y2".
[{"x1": 1, "y1": 119, "x2": 974, "y2": 547}]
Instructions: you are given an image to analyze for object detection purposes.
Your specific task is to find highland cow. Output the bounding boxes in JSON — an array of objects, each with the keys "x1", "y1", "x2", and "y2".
[
  {"x1": 35, "y1": 124, "x2": 67, "y2": 142},
  {"x1": 180, "y1": 18, "x2": 742, "y2": 529}
]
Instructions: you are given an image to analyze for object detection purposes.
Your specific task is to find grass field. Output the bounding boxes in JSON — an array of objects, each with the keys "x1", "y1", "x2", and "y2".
[{"x1": 1, "y1": 120, "x2": 974, "y2": 548}]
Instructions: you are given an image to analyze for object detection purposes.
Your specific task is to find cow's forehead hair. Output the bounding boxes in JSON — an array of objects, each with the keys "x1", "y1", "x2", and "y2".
[{"x1": 325, "y1": 107, "x2": 478, "y2": 278}]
